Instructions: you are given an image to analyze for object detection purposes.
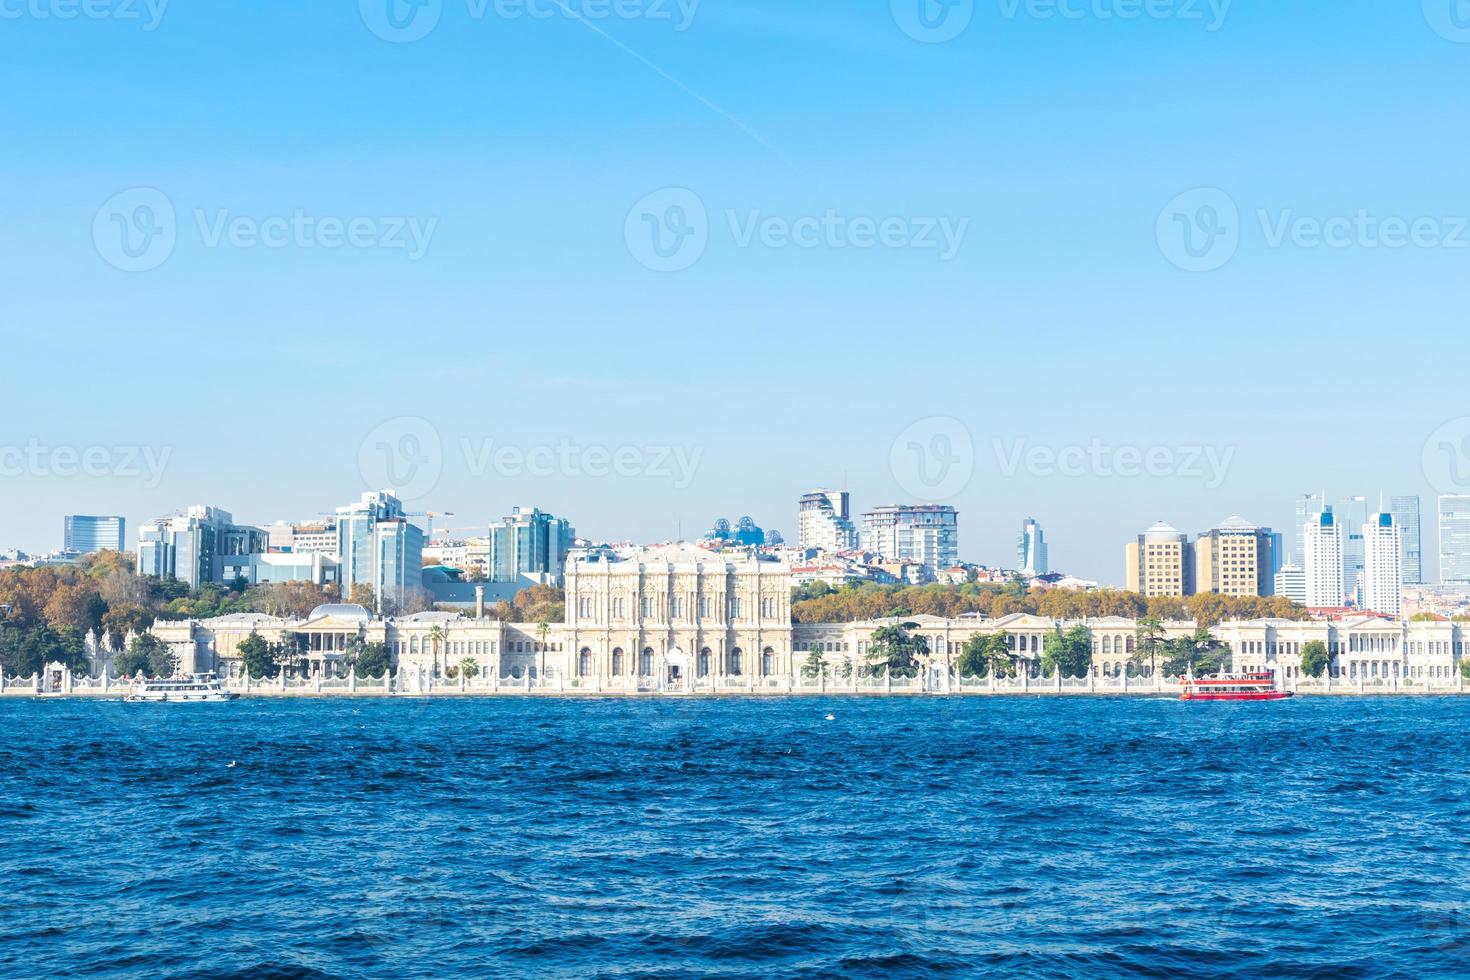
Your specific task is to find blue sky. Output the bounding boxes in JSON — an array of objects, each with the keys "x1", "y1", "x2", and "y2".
[{"x1": 4, "y1": 1, "x2": 1470, "y2": 583}]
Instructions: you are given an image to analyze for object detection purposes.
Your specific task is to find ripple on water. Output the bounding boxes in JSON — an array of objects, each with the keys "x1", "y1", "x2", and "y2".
[{"x1": 4, "y1": 696, "x2": 1470, "y2": 977}]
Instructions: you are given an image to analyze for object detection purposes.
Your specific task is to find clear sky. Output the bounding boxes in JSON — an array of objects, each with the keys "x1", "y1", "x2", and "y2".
[{"x1": 4, "y1": 1, "x2": 1470, "y2": 583}]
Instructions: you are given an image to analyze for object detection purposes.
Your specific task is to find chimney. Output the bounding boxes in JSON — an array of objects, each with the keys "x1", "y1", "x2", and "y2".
[{"x1": 475, "y1": 584, "x2": 485, "y2": 619}]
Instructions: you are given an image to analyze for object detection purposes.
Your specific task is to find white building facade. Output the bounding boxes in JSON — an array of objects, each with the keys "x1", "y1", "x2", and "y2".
[
  {"x1": 860, "y1": 504, "x2": 959, "y2": 573},
  {"x1": 798, "y1": 489, "x2": 858, "y2": 553},
  {"x1": 1303, "y1": 506, "x2": 1345, "y2": 608},
  {"x1": 1361, "y1": 511, "x2": 1403, "y2": 618}
]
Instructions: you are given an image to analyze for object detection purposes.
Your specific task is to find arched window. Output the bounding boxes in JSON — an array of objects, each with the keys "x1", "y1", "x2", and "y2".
[
  {"x1": 1126, "y1": 637, "x2": 1135, "y2": 653},
  {"x1": 762, "y1": 648, "x2": 775, "y2": 676},
  {"x1": 730, "y1": 648, "x2": 743, "y2": 676},
  {"x1": 611, "y1": 648, "x2": 624, "y2": 675},
  {"x1": 579, "y1": 648, "x2": 593, "y2": 676},
  {"x1": 640, "y1": 648, "x2": 653, "y2": 676},
  {"x1": 698, "y1": 648, "x2": 711, "y2": 677},
  {"x1": 410, "y1": 636, "x2": 419, "y2": 654},
  {"x1": 1102, "y1": 636, "x2": 1113, "y2": 655}
]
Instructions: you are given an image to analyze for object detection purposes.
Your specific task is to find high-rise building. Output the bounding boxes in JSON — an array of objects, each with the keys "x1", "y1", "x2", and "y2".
[
  {"x1": 1017, "y1": 518, "x2": 1048, "y2": 576},
  {"x1": 798, "y1": 489, "x2": 858, "y2": 552},
  {"x1": 1339, "y1": 495, "x2": 1369, "y2": 605},
  {"x1": 335, "y1": 490, "x2": 426, "y2": 613},
  {"x1": 1274, "y1": 562, "x2": 1307, "y2": 604},
  {"x1": 1125, "y1": 522, "x2": 1194, "y2": 597},
  {"x1": 860, "y1": 504, "x2": 959, "y2": 573},
  {"x1": 1361, "y1": 510, "x2": 1403, "y2": 618},
  {"x1": 136, "y1": 506, "x2": 266, "y2": 590},
  {"x1": 1389, "y1": 495, "x2": 1423, "y2": 585},
  {"x1": 487, "y1": 506, "x2": 575, "y2": 584},
  {"x1": 1303, "y1": 506, "x2": 1345, "y2": 608},
  {"x1": 1292, "y1": 493, "x2": 1324, "y2": 567},
  {"x1": 1439, "y1": 495, "x2": 1470, "y2": 585},
  {"x1": 1194, "y1": 517, "x2": 1273, "y2": 597},
  {"x1": 63, "y1": 515, "x2": 126, "y2": 554}
]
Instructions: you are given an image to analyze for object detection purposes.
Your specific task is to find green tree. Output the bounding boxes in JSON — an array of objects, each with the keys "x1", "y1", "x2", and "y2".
[
  {"x1": 1162, "y1": 627, "x2": 1229, "y2": 677},
  {"x1": 0, "y1": 625, "x2": 89, "y2": 677},
  {"x1": 865, "y1": 623, "x2": 928, "y2": 679},
  {"x1": 1042, "y1": 625, "x2": 1093, "y2": 678},
  {"x1": 427, "y1": 624, "x2": 445, "y2": 675},
  {"x1": 801, "y1": 644, "x2": 827, "y2": 678},
  {"x1": 354, "y1": 641, "x2": 391, "y2": 679},
  {"x1": 1300, "y1": 640, "x2": 1330, "y2": 679},
  {"x1": 458, "y1": 656, "x2": 480, "y2": 679},
  {"x1": 1131, "y1": 615, "x2": 1166, "y2": 676},
  {"x1": 957, "y1": 632, "x2": 1012, "y2": 678},
  {"x1": 1461, "y1": 657, "x2": 1470, "y2": 682},
  {"x1": 238, "y1": 631, "x2": 279, "y2": 680},
  {"x1": 115, "y1": 633, "x2": 178, "y2": 678}
]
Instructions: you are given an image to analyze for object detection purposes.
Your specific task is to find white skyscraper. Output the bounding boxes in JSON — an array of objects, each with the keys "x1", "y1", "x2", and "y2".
[
  {"x1": 1303, "y1": 505, "x2": 1345, "y2": 608},
  {"x1": 860, "y1": 504, "x2": 959, "y2": 573},
  {"x1": 1273, "y1": 562, "x2": 1307, "y2": 605},
  {"x1": 1292, "y1": 492, "x2": 1324, "y2": 567},
  {"x1": 1440, "y1": 495, "x2": 1470, "y2": 585},
  {"x1": 1361, "y1": 510, "x2": 1403, "y2": 618},
  {"x1": 1018, "y1": 518, "x2": 1048, "y2": 576},
  {"x1": 798, "y1": 489, "x2": 858, "y2": 552}
]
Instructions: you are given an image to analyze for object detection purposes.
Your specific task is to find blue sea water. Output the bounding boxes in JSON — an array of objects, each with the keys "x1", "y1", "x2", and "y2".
[{"x1": 3, "y1": 696, "x2": 1470, "y2": 979}]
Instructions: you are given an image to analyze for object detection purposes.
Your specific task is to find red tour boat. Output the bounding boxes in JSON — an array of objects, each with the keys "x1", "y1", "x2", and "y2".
[{"x1": 1180, "y1": 671, "x2": 1292, "y2": 702}]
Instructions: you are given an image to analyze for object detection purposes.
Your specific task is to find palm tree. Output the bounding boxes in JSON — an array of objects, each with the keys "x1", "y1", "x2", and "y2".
[
  {"x1": 536, "y1": 621, "x2": 550, "y2": 681},
  {"x1": 427, "y1": 624, "x2": 445, "y2": 678}
]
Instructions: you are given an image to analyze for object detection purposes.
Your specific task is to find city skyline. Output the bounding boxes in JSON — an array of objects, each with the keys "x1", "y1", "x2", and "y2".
[
  {"x1": 7, "y1": 5, "x2": 1470, "y2": 582},
  {"x1": 11, "y1": 474, "x2": 1470, "y2": 592}
]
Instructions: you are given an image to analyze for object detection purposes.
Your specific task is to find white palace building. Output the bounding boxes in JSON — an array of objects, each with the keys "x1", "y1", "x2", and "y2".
[{"x1": 137, "y1": 546, "x2": 1470, "y2": 690}]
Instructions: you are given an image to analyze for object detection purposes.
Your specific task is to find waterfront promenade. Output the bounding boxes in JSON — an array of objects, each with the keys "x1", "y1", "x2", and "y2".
[{"x1": 5, "y1": 665, "x2": 1467, "y2": 698}]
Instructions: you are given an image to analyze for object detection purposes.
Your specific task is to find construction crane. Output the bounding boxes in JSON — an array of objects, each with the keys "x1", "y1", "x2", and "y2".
[
  {"x1": 404, "y1": 511, "x2": 455, "y2": 539},
  {"x1": 430, "y1": 525, "x2": 480, "y2": 540}
]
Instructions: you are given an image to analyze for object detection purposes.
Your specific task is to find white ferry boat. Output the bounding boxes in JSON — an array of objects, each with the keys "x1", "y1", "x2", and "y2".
[{"x1": 125, "y1": 675, "x2": 238, "y2": 703}]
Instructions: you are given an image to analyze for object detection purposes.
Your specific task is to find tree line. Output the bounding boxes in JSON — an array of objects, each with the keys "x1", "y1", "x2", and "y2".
[{"x1": 790, "y1": 580, "x2": 1305, "y2": 628}]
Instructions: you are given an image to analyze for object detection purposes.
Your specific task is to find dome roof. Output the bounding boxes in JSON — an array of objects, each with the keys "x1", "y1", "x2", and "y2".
[
  {"x1": 306, "y1": 603, "x2": 372, "y2": 622},
  {"x1": 1142, "y1": 521, "x2": 1185, "y2": 543}
]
